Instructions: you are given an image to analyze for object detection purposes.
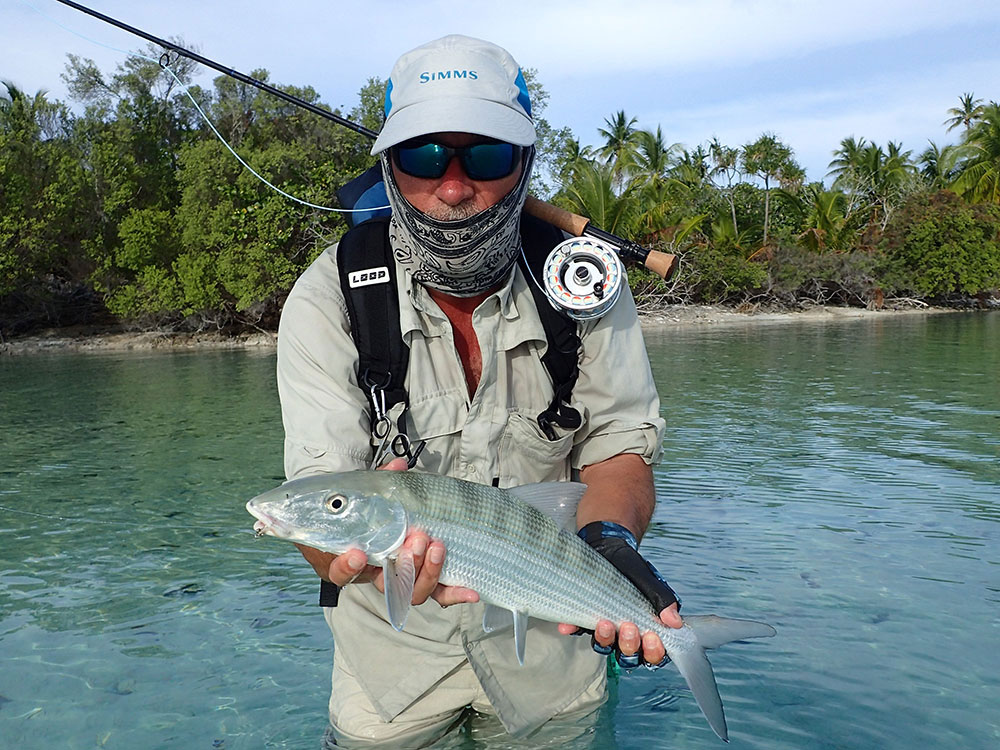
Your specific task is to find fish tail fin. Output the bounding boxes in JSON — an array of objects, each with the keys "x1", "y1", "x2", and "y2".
[
  {"x1": 683, "y1": 614, "x2": 777, "y2": 649},
  {"x1": 671, "y1": 646, "x2": 729, "y2": 742},
  {"x1": 671, "y1": 615, "x2": 776, "y2": 741}
]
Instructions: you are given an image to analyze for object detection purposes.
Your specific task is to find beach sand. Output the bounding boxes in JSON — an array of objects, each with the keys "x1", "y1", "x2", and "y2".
[{"x1": 0, "y1": 303, "x2": 960, "y2": 356}]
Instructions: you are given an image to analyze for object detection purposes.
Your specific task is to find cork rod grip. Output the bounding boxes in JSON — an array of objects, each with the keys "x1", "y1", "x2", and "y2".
[
  {"x1": 524, "y1": 196, "x2": 590, "y2": 236},
  {"x1": 643, "y1": 249, "x2": 679, "y2": 280}
]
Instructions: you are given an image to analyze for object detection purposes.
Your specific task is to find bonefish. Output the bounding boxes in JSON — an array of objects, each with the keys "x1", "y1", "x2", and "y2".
[{"x1": 247, "y1": 470, "x2": 776, "y2": 741}]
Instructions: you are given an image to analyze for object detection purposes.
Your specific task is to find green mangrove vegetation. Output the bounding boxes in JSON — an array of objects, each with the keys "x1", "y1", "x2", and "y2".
[{"x1": 2, "y1": 49, "x2": 999, "y2": 337}]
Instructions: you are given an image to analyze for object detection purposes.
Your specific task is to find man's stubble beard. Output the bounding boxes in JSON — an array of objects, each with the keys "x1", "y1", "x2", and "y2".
[{"x1": 424, "y1": 202, "x2": 481, "y2": 222}]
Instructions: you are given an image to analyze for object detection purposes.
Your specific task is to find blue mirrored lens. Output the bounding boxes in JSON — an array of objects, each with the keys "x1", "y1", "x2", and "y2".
[
  {"x1": 462, "y1": 143, "x2": 517, "y2": 180},
  {"x1": 393, "y1": 142, "x2": 521, "y2": 181},
  {"x1": 394, "y1": 143, "x2": 450, "y2": 179}
]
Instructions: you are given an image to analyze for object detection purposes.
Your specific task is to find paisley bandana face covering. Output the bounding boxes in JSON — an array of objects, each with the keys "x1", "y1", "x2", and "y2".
[{"x1": 380, "y1": 148, "x2": 535, "y2": 296}]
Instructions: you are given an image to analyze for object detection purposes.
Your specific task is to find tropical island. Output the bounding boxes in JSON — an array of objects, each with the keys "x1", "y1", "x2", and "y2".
[{"x1": 2, "y1": 48, "x2": 998, "y2": 348}]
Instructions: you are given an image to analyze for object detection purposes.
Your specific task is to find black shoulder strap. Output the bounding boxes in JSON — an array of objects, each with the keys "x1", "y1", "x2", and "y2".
[
  {"x1": 336, "y1": 216, "x2": 409, "y2": 433},
  {"x1": 337, "y1": 211, "x2": 580, "y2": 445},
  {"x1": 517, "y1": 213, "x2": 582, "y2": 440},
  {"x1": 323, "y1": 217, "x2": 406, "y2": 609}
]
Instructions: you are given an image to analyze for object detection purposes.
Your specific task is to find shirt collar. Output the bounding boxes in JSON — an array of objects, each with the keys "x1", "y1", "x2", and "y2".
[{"x1": 398, "y1": 264, "x2": 547, "y2": 351}]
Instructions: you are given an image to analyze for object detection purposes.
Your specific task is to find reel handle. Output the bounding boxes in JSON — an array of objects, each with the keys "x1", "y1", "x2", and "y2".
[{"x1": 524, "y1": 197, "x2": 679, "y2": 281}]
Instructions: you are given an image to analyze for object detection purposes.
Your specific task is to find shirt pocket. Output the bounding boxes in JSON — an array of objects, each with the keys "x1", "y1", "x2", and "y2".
[
  {"x1": 406, "y1": 390, "x2": 467, "y2": 474},
  {"x1": 496, "y1": 408, "x2": 579, "y2": 487}
]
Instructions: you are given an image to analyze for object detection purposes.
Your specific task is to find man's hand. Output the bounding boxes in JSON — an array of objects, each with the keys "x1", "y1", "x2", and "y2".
[
  {"x1": 295, "y1": 457, "x2": 478, "y2": 607},
  {"x1": 563, "y1": 456, "x2": 683, "y2": 668},
  {"x1": 557, "y1": 605, "x2": 682, "y2": 666}
]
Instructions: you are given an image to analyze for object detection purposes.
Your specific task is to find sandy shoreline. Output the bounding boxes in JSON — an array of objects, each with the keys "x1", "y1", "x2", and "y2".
[{"x1": 0, "y1": 304, "x2": 964, "y2": 356}]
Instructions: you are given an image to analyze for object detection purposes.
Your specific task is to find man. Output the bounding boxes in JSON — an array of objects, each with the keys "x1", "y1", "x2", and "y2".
[{"x1": 276, "y1": 34, "x2": 680, "y2": 747}]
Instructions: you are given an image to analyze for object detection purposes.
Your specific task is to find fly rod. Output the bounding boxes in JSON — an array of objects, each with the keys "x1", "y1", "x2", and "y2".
[{"x1": 54, "y1": 0, "x2": 678, "y2": 280}]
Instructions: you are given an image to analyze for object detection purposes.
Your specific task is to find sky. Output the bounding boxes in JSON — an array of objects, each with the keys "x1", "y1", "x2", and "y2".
[{"x1": 5, "y1": 0, "x2": 1000, "y2": 184}]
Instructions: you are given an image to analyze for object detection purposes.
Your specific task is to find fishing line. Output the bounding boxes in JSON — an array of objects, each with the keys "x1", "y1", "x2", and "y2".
[
  {"x1": 32, "y1": 1, "x2": 681, "y2": 315},
  {"x1": 19, "y1": 0, "x2": 388, "y2": 215}
]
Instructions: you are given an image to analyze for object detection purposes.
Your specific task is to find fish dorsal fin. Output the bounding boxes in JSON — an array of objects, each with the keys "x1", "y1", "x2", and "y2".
[
  {"x1": 482, "y1": 604, "x2": 513, "y2": 633},
  {"x1": 383, "y1": 548, "x2": 414, "y2": 632},
  {"x1": 683, "y1": 614, "x2": 777, "y2": 649},
  {"x1": 507, "y1": 481, "x2": 587, "y2": 532},
  {"x1": 513, "y1": 610, "x2": 529, "y2": 666}
]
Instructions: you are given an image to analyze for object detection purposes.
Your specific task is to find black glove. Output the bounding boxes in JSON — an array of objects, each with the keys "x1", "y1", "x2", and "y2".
[{"x1": 579, "y1": 521, "x2": 680, "y2": 670}]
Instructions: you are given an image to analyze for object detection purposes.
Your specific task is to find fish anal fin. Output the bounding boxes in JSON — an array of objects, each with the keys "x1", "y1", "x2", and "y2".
[
  {"x1": 513, "y1": 610, "x2": 529, "y2": 666},
  {"x1": 383, "y1": 548, "x2": 415, "y2": 632},
  {"x1": 482, "y1": 604, "x2": 513, "y2": 633}
]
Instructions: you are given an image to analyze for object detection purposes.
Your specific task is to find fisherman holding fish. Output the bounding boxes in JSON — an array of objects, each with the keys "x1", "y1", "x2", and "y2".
[{"x1": 276, "y1": 35, "x2": 682, "y2": 747}]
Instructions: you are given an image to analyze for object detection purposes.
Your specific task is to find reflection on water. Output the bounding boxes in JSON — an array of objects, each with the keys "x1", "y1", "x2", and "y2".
[{"x1": 1, "y1": 313, "x2": 998, "y2": 749}]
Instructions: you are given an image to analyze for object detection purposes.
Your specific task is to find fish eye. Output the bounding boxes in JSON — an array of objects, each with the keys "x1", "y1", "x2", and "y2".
[{"x1": 325, "y1": 493, "x2": 347, "y2": 512}]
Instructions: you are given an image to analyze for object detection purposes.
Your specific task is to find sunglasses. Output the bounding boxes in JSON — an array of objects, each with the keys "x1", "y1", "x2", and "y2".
[{"x1": 391, "y1": 139, "x2": 524, "y2": 181}]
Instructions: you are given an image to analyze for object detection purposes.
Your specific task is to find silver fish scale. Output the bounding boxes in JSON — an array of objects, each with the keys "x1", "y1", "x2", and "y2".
[{"x1": 388, "y1": 472, "x2": 695, "y2": 651}]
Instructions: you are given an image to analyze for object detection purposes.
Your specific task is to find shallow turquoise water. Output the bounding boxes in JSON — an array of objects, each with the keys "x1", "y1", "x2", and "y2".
[{"x1": 1, "y1": 313, "x2": 997, "y2": 749}]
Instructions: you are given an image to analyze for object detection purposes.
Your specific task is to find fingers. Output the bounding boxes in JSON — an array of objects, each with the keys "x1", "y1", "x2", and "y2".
[
  {"x1": 568, "y1": 618, "x2": 667, "y2": 668},
  {"x1": 616, "y1": 622, "x2": 641, "y2": 658},
  {"x1": 594, "y1": 620, "x2": 616, "y2": 650},
  {"x1": 640, "y1": 630, "x2": 666, "y2": 666},
  {"x1": 431, "y1": 583, "x2": 479, "y2": 607},
  {"x1": 366, "y1": 530, "x2": 478, "y2": 608},
  {"x1": 659, "y1": 602, "x2": 683, "y2": 629},
  {"x1": 409, "y1": 534, "x2": 441, "y2": 605},
  {"x1": 328, "y1": 548, "x2": 374, "y2": 587},
  {"x1": 371, "y1": 531, "x2": 429, "y2": 597},
  {"x1": 377, "y1": 457, "x2": 409, "y2": 471}
]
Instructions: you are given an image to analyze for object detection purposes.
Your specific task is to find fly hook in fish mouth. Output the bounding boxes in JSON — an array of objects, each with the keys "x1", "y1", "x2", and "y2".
[{"x1": 253, "y1": 520, "x2": 269, "y2": 538}]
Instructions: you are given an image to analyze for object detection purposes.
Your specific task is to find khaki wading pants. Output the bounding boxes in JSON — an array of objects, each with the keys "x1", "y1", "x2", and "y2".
[{"x1": 323, "y1": 646, "x2": 609, "y2": 749}]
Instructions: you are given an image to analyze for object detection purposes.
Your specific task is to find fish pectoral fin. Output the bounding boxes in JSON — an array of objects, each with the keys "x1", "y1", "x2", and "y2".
[
  {"x1": 482, "y1": 604, "x2": 513, "y2": 633},
  {"x1": 513, "y1": 610, "x2": 529, "y2": 666},
  {"x1": 683, "y1": 614, "x2": 777, "y2": 649},
  {"x1": 383, "y1": 548, "x2": 415, "y2": 632}
]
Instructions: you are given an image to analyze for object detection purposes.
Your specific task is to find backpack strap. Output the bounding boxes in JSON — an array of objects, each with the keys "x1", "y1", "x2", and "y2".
[
  {"x1": 518, "y1": 213, "x2": 582, "y2": 440},
  {"x1": 321, "y1": 217, "x2": 406, "y2": 608},
  {"x1": 336, "y1": 217, "x2": 409, "y2": 437}
]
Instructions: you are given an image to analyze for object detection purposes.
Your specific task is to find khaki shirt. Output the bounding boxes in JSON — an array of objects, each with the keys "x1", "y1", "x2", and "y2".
[{"x1": 276, "y1": 238, "x2": 666, "y2": 735}]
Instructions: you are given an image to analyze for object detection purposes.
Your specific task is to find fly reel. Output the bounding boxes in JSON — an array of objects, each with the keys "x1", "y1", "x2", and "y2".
[{"x1": 540, "y1": 237, "x2": 624, "y2": 320}]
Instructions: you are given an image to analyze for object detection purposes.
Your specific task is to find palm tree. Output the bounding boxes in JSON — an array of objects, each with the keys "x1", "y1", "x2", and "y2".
[
  {"x1": 597, "y1": 110, "x2": 639, "y2": 192},
  {"x1": 671, "y1": 146, "x2": 710, "y2": 187},
  {"x1": 944, "y1": 92, "x2": 984, "y2": 132},
  {"x1": 559, "y1": 159, "x2": 639, "y2": 237},
  {"x1": 828, "y1": 138, "x2": 917, "y2": 228},
  {"x1": 742, "y1": 133, "x2": 801, "y2": 245},
  {"x1": 778, "y1": 185, "x2": 860, "y2": 253},
  {"x1": 555, "y1": 137, "x2": 595, "y2": 182},
  {"x1": 951, "y1": 103, "x2": 1000, "y2": 204},
  {"x1": 709, "y1": 137, "x2": 741, "y2": 230},
  {"x1": 827, "y1": 136, "x2": 869, "y2": 189},
  {"x1": 919, "y1": 141, "x2": 964, "y2": 189},
  {"x1": 633, "y1": 126, "x2": 680, "y2": 186}
]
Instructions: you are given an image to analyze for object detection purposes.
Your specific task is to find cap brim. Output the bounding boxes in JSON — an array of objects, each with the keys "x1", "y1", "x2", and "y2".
[{"x1": 371, "y1": 98, "x2": 535, "y2": 154}]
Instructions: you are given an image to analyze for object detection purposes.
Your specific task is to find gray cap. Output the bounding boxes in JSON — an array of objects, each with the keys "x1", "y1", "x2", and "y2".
[{"x1": 371, "y1": 35, "x2": 536, "y2": 155}]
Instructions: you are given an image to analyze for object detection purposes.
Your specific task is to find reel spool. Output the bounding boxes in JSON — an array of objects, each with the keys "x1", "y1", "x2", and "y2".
[{"x1": 540, "y1": 237, "x2": 624, "y2": 320}]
